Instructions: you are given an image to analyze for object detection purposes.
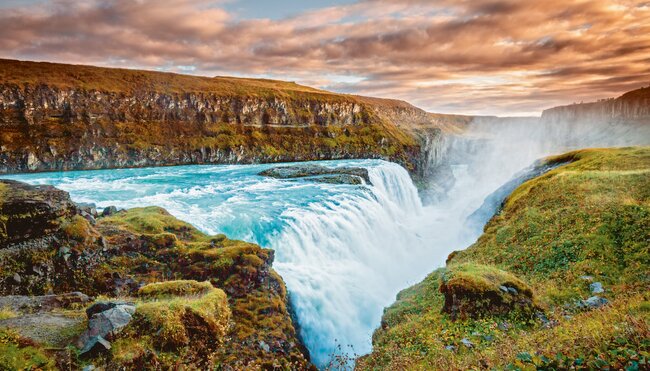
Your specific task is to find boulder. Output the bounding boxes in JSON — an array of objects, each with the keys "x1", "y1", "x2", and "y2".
[
  {"x1": 440, "y1": 263, "x2": 538, "y2": 320},
  {"x1": 77, "y1": 302, "x2": 135, "y2": 354},
  {"x1": 101, "y1": 206, "x2": 118, "y2": 217},
  {"x1": 578, "y1": 296, "x2": 608, "y2": 310},
  {"x1": 76, "y1": 202, "x2": 98, "y2": 217},
  {"x1": 80, "y1": 335, "x2": 111, "y2": 356}
]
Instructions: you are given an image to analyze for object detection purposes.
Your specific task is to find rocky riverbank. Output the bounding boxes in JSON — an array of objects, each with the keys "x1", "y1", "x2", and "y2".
[{"x1": 0, "y1": 179, "x2": 312, "y2": 369}]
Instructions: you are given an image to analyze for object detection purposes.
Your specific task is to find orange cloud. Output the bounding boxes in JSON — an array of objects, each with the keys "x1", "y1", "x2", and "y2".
[{"x1": 1, "y1": 0, "x2": 648, "y2": 115}]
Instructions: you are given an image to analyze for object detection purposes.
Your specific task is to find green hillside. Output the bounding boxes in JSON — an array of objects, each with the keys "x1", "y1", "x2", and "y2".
[{"x1": 358, "y1": 147, "x2": 650, "y2": 370}]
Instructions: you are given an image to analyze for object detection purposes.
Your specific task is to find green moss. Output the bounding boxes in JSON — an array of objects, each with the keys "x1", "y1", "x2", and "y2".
[
  {"x1": 443, "y1": 263, "x2": 533, "y2": 297},
  {"x1": 98, "y1": 207, "x2": 209, "y2": 243},
  {"x1": 0, "y1": 307, "x2": 18, "y2": 320},
  {"x1": 129, "y1": 281, "x2": 230, "y2": 351},
  {"x1": 0, "y1": 329, "x2": 56, "y2": 370},
  {"x1": 61, "y1": 215, "x2": 97, "y2": 243}
]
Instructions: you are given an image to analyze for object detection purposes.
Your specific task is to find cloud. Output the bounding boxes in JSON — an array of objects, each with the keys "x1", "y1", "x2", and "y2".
[{"x1": 0, "y1": 0, "x2": 648, "y2": 115}]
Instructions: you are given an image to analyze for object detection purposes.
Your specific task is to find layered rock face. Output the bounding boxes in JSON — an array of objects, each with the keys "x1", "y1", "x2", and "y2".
[{"x1": 0, "y1": 59, "x2": 460, "y2": 182}]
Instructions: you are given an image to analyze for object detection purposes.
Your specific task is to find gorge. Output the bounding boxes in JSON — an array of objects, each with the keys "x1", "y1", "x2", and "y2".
[{"x1": 0, "y1": 59, "x2": 649, "y2": 370}]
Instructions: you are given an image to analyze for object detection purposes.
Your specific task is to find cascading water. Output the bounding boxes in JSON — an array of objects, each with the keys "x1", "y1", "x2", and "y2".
[{"x1": 4, "y1": 160, "x2": 438, "y2": 367}]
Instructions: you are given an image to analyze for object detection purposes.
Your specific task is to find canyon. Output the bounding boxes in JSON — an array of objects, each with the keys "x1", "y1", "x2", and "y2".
[{"x1": 0, "y1": 59, "x2": 649, "y2": 370}]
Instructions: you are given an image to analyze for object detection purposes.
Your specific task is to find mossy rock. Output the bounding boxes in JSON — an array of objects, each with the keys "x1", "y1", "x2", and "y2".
[
  {"x1": 440, "y1": 263, "x2": 538, "y2": 320},
  {"x1": 98, "y1": 207, "x2": 204, "y2": 242},
  {"x1": 137, "y1": 280, "x2": 213, "y2": 299},
  {"x1": 61, "y1": 215, "x2": 99, "y2": 243},
  {"x1": 126, "y1": 280, "x2": 230, "y2": 352}
]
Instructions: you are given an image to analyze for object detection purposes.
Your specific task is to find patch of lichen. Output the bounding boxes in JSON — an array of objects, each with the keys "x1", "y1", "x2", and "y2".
[{"x1": 359, "y1": 147, "x2": 650, "y2": 370}]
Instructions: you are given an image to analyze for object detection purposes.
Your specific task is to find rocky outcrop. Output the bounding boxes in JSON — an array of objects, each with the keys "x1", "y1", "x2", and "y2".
[
  {"x1": 439, "y1": 263, "x2": 539, "y2": 320},
  {"x1": 259, "y1": 164, "x2": 371, "y2": 184},
  {"x1": 0, "y1": 180, "x2": 311, "y2": 369},
  {"x1": 0, "y1": 180, "x2": 77, "y2": 245}
]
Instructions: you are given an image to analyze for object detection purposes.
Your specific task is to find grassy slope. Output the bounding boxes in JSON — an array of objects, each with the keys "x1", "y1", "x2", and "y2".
[
  {"x1": 358, "y1": 147, "x2": 650, "y2": 370},
  {"x1": 0, "y1": 59, "x2": 333, "y2": 98}
]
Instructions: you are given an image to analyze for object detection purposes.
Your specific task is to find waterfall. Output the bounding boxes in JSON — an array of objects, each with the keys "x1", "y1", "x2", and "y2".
[{"x1": 269, "y1": 161, "x2": 427, "y2": 367}]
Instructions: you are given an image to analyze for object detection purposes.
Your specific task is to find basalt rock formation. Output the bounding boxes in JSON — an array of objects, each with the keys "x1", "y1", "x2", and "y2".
[
  {"x1": 0, "y1": 180, "x2": 312, "y2": 369},
  {"x1": 0, "y1": 59, "x2": 460, "y2": 183}
]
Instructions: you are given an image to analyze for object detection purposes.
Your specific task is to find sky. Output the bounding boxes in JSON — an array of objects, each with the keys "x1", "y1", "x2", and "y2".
[{"x1": 0, "y1": 0, "x2": 649, "y2": 116}]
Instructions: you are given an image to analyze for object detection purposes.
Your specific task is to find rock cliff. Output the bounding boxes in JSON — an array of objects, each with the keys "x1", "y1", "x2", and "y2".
[
  {"x1": 0, "y1": 59, "x2": 460, "y2": 182},
  {"x1": 541, "y1": 86, "x2": 650, "y2": 123}
]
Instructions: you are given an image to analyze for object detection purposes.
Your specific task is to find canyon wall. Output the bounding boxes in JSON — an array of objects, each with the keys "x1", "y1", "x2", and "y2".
[
  {"x1": 541, "y1": 86, "x2": 650, "y2": 123},
  {"x1": 0, "y1": 59, "x2": 458, "y2": 182}
]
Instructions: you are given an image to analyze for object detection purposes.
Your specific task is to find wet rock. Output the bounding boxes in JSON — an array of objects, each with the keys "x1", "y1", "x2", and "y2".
[
  {"x1": 259, "y1": 164, "x2": 371, "y2": 185},
  {"x1": 311, "y1": 174, "x2": 365, "y2": 185},
  {"x1": 590, "y1": 282, "x2": 604, "y2": 294},
  {"x1": 101, "y1": 206, "x2": 118, "y2": 217}
]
